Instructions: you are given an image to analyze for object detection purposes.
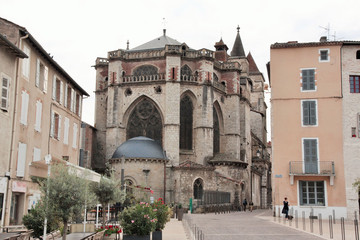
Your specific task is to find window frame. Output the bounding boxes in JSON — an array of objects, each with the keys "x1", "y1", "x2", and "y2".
[
  {"x1": 1, "y1": 73, "x2": 10, "y2": 112},
  {"x1": 302, "y1": 138, "x2": 319, "y2": 174},
  {"x1": 301, "y1": 68, "x2": 317, "y2": 92},
  {"x1": 35, "y1": 59, "x2": 48, "y2": 93},
  {"x1": 349, "y1": 75, "x2": 360, "y2": 93},
  {"x1": 298, "y1": 180, "x2": 326, "y2": 206},
  {"x1": 22, "y1": 45, "x2": 30, "y2": 80},
  {"x1": 319, "y1": 49, "x2": 330, "y2": 62},
  {"x1": 301, "y1": 99, "x2": 318, "y2": 127}
]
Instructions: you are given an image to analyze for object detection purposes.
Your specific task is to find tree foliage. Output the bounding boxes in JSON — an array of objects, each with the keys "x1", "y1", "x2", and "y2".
[
  {"x1": 40, "y1": 164, "x2": 87, "y2": 240},
  {"x1": 353, "y1": 178, "x2": 360, "y2": 190},
  {"x1": 91, "y1": 173, "x2": 125, "y2": 226},
  {"x1": 22, "y1": 201, "x2": 60, "y2": 238}
]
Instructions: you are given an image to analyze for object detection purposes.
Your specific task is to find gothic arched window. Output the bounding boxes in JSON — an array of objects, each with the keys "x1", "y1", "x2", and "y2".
[
  {"x1": 213, "y1": 73, "x2": 219, "y2": 82},
  {"x1": 213, "y1": 106, "x2": 220, "y2": 153},
  {"x1": 180, "y1": 96, "x2": 193, "y2": 150},
  {"x1": 125, "y1": 179, "x2": 134, "y2": 194},
  {"x1": 127, "y1": 99, "x2": 162, "y2": 144},
  {"x1": 133, "y1": 65, "x2": 158, "y2": 76},
  {"x1": 194, "y1": 178, "x2": 204, "y2": 199},
  {"x1": 181, "y1": 65, "x2": 192, "y2": 80}
]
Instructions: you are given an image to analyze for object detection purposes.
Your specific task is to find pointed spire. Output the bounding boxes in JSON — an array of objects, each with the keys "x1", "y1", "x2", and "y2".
[
  {"x1": 247, "y1": 52, "x2": 260, "y2": 73},
  {"x1": 230, "y1": 25, "x2": 245, "y2": 57},
  {"x1": 214, "y1": 38, "x2": 228, "y2": 51}
]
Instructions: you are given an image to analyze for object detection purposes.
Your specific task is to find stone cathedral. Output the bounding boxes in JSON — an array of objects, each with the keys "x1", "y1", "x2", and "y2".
[{"x1": 93, "y1": 27, "x2": 271, "y2": 209}]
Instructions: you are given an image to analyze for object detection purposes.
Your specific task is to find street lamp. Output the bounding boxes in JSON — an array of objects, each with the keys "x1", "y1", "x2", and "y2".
[{"x1": 43, "y1": 154, "x2": 52, "y2": 240}]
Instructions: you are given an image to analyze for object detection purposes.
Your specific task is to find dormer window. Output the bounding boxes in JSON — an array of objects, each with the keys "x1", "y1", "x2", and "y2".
[{"x1": 319, "y1": 49, "x2": 329, "y2": 62}]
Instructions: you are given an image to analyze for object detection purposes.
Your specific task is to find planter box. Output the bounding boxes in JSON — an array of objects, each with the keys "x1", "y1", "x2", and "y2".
[
  {"x1": 123, "y1": 234, "x2": 150, "y2": 240},
  {"x1": 152, "y1": 231, "x2": 162, "y2": 240},
  {"x1": 70, "y1": 223, "x2": 95, "y2": 233},
  {"x1": 177, "y1": 209, "x2": 184, "y2": 221}
]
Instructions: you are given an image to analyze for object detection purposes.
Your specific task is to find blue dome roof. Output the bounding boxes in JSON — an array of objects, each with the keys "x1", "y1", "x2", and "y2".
[{"x1": 111, "y1": 136, "x2": 167, "y2": 159}]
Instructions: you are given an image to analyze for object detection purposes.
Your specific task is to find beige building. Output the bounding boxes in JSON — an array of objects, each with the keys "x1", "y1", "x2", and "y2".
[
  {"x1": 270, "y1": 38, "x2": 360, "y2": 219},
  {"x1": 0, "y1": 17, "x2": 89, "y2": 226},
  {"x1": 94, "y1": 27, "x2": 271, "y2": 209}
]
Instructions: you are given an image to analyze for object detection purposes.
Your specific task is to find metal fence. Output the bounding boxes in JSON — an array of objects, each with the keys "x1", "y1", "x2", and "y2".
[{"x1": 197, "y1": 190, "x2": 231, "y2": 206}]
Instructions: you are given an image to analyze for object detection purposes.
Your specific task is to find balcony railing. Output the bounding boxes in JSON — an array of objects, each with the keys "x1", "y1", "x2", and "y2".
[
  {"x1": 121, "y1": 73, "x2": 166, "y2": 83},
  {"x1": 289, "y1": 161, "x2": 335, "y2": 175}
]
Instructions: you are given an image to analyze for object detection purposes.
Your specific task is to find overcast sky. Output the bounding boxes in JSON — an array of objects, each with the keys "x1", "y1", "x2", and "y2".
[{"x1": 1, "y1": 0, "x2": 360, "y2": 127}]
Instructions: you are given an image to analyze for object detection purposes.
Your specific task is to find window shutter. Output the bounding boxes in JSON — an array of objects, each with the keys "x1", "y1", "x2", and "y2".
[
  {"x1": 52, "y1": 76, "x2": 56, "y2": 100},
  {"x1": 43, "y1": 66, "x2": 48, "y2": 93},
  {"x1": 58, "y1": 115, "x2": 62, "y2": 140},
  {"x1": 64, "y1": 117, "x2": 69, "y2": 144},
  {"x1": 309, "y1": 101, "x2": 317, "y2": 125},
  {"x1": 73, "y1": 123, "x2": 78, "y2": 148},
  {"x1": 303, "y1": 101, "x2": 309, "y2": 125},
  {"x1": 302, "y1": 70, "x2": 308, "y2": 90},
  {"x1": 33, "y1": 147, "x2": 41, "y2": 162},
  {"x1": 60, "y1": 81, "x2": 64, "y2": 105},
  {"x1": 1, "y1": 77, "x2": 9, "y2": 110},
  {"x1": 73, "y1": 92, "x2": 77, "y2": 114},
  {"x1": 17, "y1": 142, "x2": 27, "y2": 177},
  {"x1": 20, "y1": 91, "x2": 29, "y2": 125},
  {"x1": 22, "y1": 46, "x2": 30, "y2": 78},
  {"x1": 50, "y1": 111, "x2": 55, "y2": 137},
  {"x1": 71, "y1": 89, "x2": 74, "y2": 112},
  {"x1": 35, "y1": 100, "x2": 42, "y2": 132},
  {"x1": 35, "y1": 59, "x2": 40, "y2": 87},
  {"x1": 309, "y1": 70, "x2": 315, "y2": 90},
  {"x1": 78, "y1": 96, "x2": 82, "y2": 117},
  {"x1": 310, "y1": 139, "x2": 318, "y2": 161},
  {"x1": 64, "y1": 83, "x2": 68, "y2": 108}
]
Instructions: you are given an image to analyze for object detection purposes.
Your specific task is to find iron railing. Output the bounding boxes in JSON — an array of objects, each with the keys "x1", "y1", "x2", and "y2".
[{"x1": 289, "y1": 161, "x2": 335, "y2": 175}]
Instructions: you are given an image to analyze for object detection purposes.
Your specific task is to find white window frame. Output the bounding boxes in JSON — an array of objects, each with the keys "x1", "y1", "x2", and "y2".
[
  {"x1": 302, "y1": 138, "x2": 320, "y2": 173},
  {"x1": 297, "y1": 180, "x2": 327, "y2": 206},
  {"x1": 20, "y1": 90, "x2": 29, "y2": 125},
  {"x1": 22, "y1": 45, "x2": 30, "y2": 79},
  {"x1": 36, "y1": 59, "x2": 48, "y2": 93},
  {"x1": 34, "y1": 100, "x2": 42, "y2": 132},
  {"x1": 1, "y1": 73, "x2": 10, "y2": 111},
  {"x1": 72, "y1": 122, "x2": 78, "y2": 148},
  {"x1": 50, "y1": 111, "x2": 61, "y2": 140},
  {"x1": 64, "y1": 117, "x2": 69, "y2": 145},
  {"x1": 301, "y1": 99, "x2": 318, "y2": 127},
  {"x1": 319, "y1": 49, "x2": 330, "y2": 62},
  {"x1": 300, "y1": 68, "x2": 317, "y2": 92}
]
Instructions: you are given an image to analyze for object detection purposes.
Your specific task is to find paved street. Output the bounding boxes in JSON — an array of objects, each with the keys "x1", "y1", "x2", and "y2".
[{"x1": 185, "y1": 210, "x2": 325, "y2": 240}]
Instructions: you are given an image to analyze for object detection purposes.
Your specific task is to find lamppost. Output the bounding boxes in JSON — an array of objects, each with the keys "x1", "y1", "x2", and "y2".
[{"x1": 43, "y1": 154, "x2": 52, "y2": 240}]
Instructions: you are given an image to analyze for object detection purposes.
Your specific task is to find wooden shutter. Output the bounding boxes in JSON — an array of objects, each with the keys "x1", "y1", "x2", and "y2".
[
  {"x1": 50, "y1": 111, "x2": 55, "y2": 137},
  {"x1": 78, "y1": 96, "x2": 82, "y2": 117},
  {"x1": 17, "y1": 142, "x2": 27, "y2": 177},
  {"x1": 52, "y1": 76, "x2": 56, "y2": 100},
  {"x1": 58, "y1": 115, "x2": 62, "y2": 140},
  {"x1": 309, "y1": 101, "x2": 317, "y2": 125},
  {"x1": 64, "y1": 117, "x2": 69, "y2": 144},
  {"x1": 33, "y1": 147, "x2": 41, "y2": 162},
  {"x1": 302, "y1": 70, "x2": 308, "y2": 90},
  {"x1": 21, "y1": 91, "x2": 29, "y2": 125},
  {"x1": 70, "y1": 89, "x2": 74, "y2": 112},
  {"x1": 73, "y1": 123, "x2": 78, "y2": 148},
  {"x1": 308, "y1": 69, "x2": 315, "y2": 90},
  {"x1": 64, "y1": 83, "x2": 68, "y2": 108},
  {"x1": 1, "y1": 76, "x2": 9, "y2": 110},
  {"x1": 43, "y1": 66, "x2": 48, "y2": 93},
  {"x1": 35, "y1": 100, "x2": 42, "y2": 132},
  {"x1": 22, "y1": 46, "x2": 30, "y2": 78},
  {"x1": 35, "y1": 59, "x2": 40, "y2": 87},
  {"x1": 303, "y1": 101, "x2": 309, "y2": 125},
  {"x1": 304, "y1": 139, "x2": 318, "y2": 173},
  {"x1": 60, "y1": 81, "x2": 64, "y2": 105}
]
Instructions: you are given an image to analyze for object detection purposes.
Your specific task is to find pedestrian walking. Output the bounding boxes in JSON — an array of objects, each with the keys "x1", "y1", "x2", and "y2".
[
  {"x1": 282, "y1": 197, "x2": 289, "y2": 219},
  {"x1": 242, "y1": 199, "x2": 248, "y2": 212},
  {"x1": 249, "y1": 201, "x2": 254, "y2": 212}
]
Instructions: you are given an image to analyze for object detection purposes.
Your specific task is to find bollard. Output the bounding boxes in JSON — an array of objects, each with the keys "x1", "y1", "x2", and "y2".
[
  {"x1": 319, "y1": 213, "x2": 323, "y2": 235},
  {"x1": 278, "y1": 208, "x2": 281, "y2": 223},
  {"x1": 354, "y1": 219, "x2": 359, "y2": 240},
  {"x1": 329, "y1": 215, "x2": 333, "y2": 239},
  {"x1": 310, "y1": 211, "x2": 314, "y2": 233},
  {"x1": 341, "y1": 217, "x2": 345, "y2": 240},
  {"x1": 295, "y1": 210, "x2": 298, "y2": 228},
  {"x1": 333, "y1": 209, "x2": 336, "y2": 224},
  {"x1": 302, "y1": 211, "x2": 306, "y2": 231}
]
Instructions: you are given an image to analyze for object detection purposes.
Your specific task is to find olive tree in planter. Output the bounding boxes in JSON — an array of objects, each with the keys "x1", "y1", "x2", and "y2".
[
  {"x1": 91, "y1": 174, "x2": 124, "y2": 228},
  {"x1": 40, "y1": 164, "x2": 88, "y2": 240}
]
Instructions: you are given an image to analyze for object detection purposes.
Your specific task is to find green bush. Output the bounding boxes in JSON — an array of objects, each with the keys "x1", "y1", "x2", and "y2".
[
  {"x1": 119, "y1": 202, "x2": 157, "y2": 236},
  {"x1": 22, "y1": 202, "x2": 60, "y2": 238},
  {"x1": 152, "y1": 198, "x2": 170, "y2": 231}
]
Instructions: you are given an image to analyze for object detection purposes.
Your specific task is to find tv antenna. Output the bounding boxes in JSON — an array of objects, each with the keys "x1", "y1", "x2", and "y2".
[{"x1": 319, "y1": 23, "x2": 339, "y2": 41}]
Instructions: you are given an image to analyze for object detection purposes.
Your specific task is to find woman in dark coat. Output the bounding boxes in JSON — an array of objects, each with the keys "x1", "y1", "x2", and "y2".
[{"x1": 282, "y1": 197, "x2": 289, "y2": 219}]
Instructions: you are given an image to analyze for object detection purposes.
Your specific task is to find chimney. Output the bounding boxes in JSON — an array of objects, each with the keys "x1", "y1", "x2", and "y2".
[{"x1": 320, "y1": 36, "x2": 327, "y2": 42}]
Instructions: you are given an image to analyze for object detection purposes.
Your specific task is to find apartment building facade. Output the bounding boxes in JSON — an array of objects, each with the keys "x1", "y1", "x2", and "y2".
[
  {"x1": 0, "y1": 18, "x2": 89, "y2": 226},
  {"x1": 271, "y1": 38, "x2": 360, "y2": 219}
]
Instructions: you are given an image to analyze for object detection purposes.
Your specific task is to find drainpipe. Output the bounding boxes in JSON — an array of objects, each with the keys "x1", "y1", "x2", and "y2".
[{"x1": 3, "y1": 33, "x2": 29, "y2": 227}]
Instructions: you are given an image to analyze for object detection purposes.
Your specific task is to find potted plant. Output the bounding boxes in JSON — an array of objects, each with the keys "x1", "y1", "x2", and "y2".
[
  {"x1": 95, "y1": 225, "x2": 122, "y2": 240},
  {"x1": 177, "y1": 203, "x2": 184, "y2": 221},
  {"x1": 119, "y1": 202, "x2": 157, "y2": 240},
  {"x1": 151, "y1": 198, "x2": 171, "y2": 240}
]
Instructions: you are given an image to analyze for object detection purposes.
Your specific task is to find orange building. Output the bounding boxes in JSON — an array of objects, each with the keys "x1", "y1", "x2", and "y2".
[{"x1": 270, "y1": 38, "x2": 360, "y2": 219}]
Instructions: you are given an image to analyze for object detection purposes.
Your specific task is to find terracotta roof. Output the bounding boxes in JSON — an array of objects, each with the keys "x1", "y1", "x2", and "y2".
[
  {"x1": 271, "y1": 40, "x2": 360, "y2": 49},
  {"x1": 247, "y1": 52, "x2": 260, "y2": 73}
]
